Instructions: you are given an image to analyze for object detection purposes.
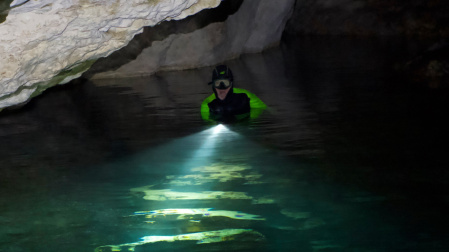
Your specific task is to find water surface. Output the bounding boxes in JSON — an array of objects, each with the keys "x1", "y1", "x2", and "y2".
[{"x1": 1, "y1": 36, "x2": 448, "y2": 252}]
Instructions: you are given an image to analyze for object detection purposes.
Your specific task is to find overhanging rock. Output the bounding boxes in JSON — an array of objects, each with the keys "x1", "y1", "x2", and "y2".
[
  {"x1": 0, "y1": 0, "x2": 220, "y2": 110},
  {"x1": 90, "y1": 0, "x2": 296, "y2": 79}
]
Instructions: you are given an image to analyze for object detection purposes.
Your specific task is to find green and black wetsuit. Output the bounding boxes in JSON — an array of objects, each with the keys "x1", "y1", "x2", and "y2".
[
  {"x1": 201, "y1": 65, "x2": 266, "y2": 122},
  {"x1": 201, "y1": 88, "x2": 266, "y2": 122}
]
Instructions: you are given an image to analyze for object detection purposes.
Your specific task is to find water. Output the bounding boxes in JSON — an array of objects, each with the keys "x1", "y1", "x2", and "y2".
[{"x1": 1, "y1": 36, "x2": 449, "y2": 252}]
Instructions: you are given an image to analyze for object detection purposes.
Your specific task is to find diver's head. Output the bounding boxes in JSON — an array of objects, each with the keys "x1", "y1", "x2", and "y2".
[{"x1": 209, "y1": 65, "x2": 233, "y2": 101}]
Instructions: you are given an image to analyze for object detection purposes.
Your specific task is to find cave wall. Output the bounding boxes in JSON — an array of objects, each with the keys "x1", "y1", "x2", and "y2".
[
  {"x1": 0, "y1": 0, "x2": 296, "y2": 110},
  {"x1": 284, "y1": 0, "x2": 449, "y2": 38},
  {"x1": 87, "y1": 0, "x2": 449, "y2": 80},
  {"x1": 0, "y1": 0, "x2": 221, "y2": 110},
  {"x1": 88, "y1": 0, "x2": 296, "y2": 79},
  {"x1": 2, "y1": 0, "x2": 449, "y2": 111},
  {"x1": 283, "y1": 0, "x2": 449, "y2": 87},
  {"x1": 83, "y1": 0, "x2": 245, "y2": 79}
]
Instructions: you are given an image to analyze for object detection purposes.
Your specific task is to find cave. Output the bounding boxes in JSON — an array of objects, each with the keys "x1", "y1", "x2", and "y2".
[{"x1": 1, "y1": 0, "x2": 449, "y2": 251}]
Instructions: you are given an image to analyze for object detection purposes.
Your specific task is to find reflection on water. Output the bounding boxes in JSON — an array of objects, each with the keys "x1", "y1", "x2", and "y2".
[
  {"x1": 131, "y1": 187, "x2": 255, "y2": 201},
  {"x1": 134, "y1": 208, "x2": 265, "y2": 220},
  {"x1": 96, "y1": 229, "x2": 265, "y2": 252},
  {"x1": 1, "y1": 36, "x2": 449, "y2": 251}
]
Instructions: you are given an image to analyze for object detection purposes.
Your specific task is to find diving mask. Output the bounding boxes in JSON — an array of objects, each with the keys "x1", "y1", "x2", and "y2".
[{"x1": 213, "y1": 79, "x2": 232, "y2": 89}]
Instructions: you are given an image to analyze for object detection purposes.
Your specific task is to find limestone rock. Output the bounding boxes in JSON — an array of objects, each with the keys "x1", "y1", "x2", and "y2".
[
  {"x1": 91, "y1": 0, "x2": 296, "y2": 79},
  {"x1": 0, "y1": 0, "x2": 220, "y2": 109}
]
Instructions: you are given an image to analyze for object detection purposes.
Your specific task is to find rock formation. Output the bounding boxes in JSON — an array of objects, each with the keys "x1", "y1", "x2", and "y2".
[
  {"x1": 0, "y1": 0, "x2": 220, "y2": 110},
  {"x1": 88, "y1": 0, "x2": 296, "y2": 79},
  {"x1": 3, "y1": 0, "x2": 447, "y2": 111}
]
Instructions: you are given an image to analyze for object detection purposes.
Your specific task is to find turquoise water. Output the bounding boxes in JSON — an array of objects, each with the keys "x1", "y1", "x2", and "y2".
[{"x1": 1, "y1": 36, "x2": 448, "y2": 251}]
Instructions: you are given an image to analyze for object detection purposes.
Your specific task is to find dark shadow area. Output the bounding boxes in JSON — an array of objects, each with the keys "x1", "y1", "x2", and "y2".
[
  {"x1": 400, "y1": 38, "x2": 449, "y2": 88},
  {"x1": 0, "y1": 76, "x2": 207, "y2": 178},
  {"x1": 0, "y1": 0, "x2": 14, "y2": 24},
  {"x1": 284, "y1": 0, "x2": 449, "y2": 38}
]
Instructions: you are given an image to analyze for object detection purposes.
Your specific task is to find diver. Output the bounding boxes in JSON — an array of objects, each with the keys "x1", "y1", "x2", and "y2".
[
  {"x1": 207, "y1": 65, "x2": 250, "y2": 120},
  {"x1": 201, "y1": 65, "x2": 266, "y2": 122}
]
